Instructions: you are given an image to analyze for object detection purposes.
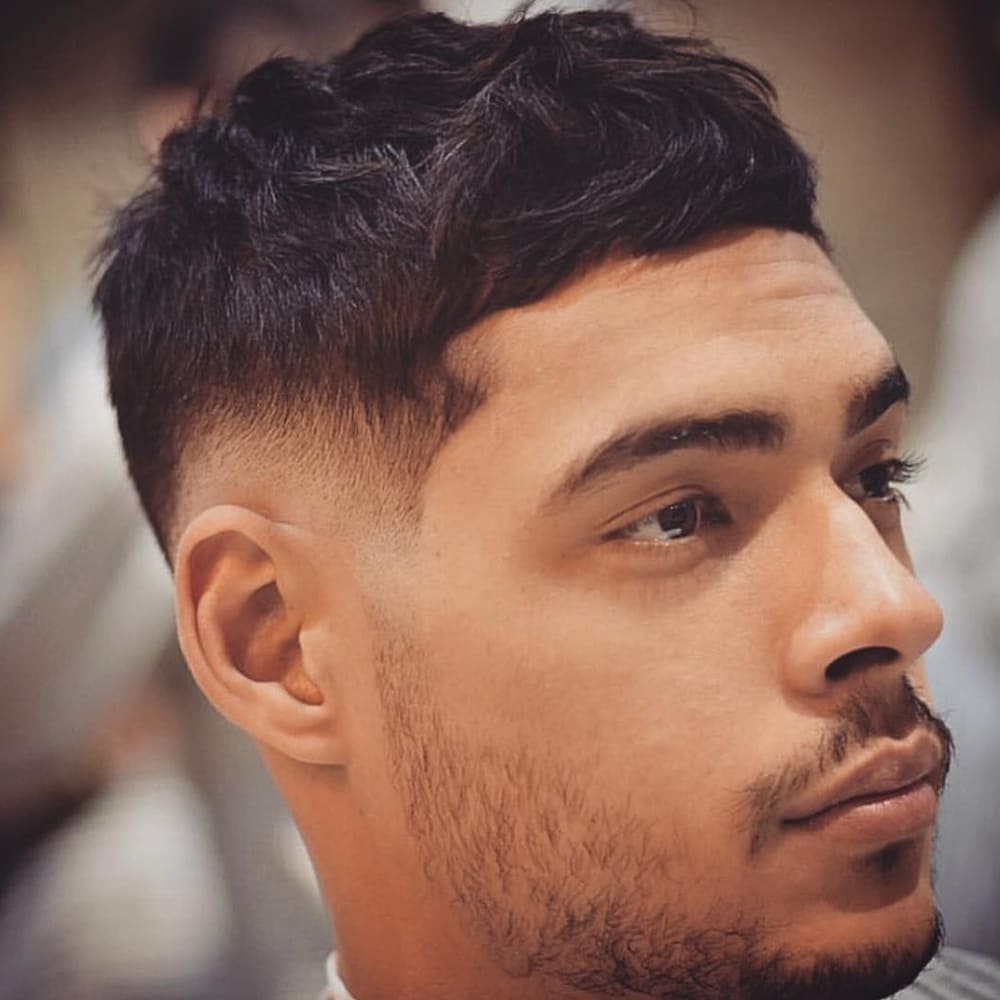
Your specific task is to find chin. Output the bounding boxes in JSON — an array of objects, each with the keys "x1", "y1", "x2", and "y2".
[
  {"x1": 766, "y1": 907, "x2": 943, "y2": 1000},
  {"x1": 814, "y1": 889, "x2": 938, "y2": 956},
  {"x1": 760, "y1": 878, "x2": 942, "y2": 1000},
  {"x1": 746, "y1": 841, "x2": 941, "y2": 1000}
]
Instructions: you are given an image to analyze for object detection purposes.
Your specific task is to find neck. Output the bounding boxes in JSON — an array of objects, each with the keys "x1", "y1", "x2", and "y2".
[
  {"x1": 268, "y1": 756, "x2": 630, "y2": 1000},
  {"x1": 270, "y1": 756, "x2": 504, "y2": 998},
  {"x1": 281, "y1": 789, "x2": 589, "y2": 998}
]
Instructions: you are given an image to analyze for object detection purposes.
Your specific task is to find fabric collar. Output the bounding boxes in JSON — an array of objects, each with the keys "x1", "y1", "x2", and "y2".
[{"x1": 324, "y1": 953, "x2": 356, "y2": 1000}]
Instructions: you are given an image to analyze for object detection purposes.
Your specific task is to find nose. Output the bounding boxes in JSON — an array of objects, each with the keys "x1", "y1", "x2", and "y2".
[{"x1": 780, "y1": 489, "x2": 944, "y2": 701}]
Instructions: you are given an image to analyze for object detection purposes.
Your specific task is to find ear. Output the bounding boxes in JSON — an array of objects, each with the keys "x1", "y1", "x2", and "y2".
[{"x1": 175, "y1": 505, "x2": 346, "y2": 765}]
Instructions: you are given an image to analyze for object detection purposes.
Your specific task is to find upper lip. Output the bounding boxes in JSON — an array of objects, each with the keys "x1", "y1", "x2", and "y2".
[{"x1": 781, "y1": 730, "x2": 943, "y2": 824}]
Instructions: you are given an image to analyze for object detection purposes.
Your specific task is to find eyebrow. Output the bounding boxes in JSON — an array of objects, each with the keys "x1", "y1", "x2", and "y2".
[
  {"x1": 845, "y1": 363, "x2": 910, "y2": 437},
  {"x1": 544, "y1": 361, "x2": 910, "y2": 510},
  {"x1": 546, "y1": 409, "x2": 788, "y2": 508}
]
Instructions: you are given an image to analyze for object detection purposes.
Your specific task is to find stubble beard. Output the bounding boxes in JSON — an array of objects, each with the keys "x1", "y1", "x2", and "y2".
[{"x1": 373, "y1": 628, "x2": 944, "y2": 999}]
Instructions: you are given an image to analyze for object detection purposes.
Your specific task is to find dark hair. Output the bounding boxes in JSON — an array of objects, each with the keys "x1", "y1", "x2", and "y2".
[{"x1": 94, "y1": 8, "x2": 823, "y2": 554}]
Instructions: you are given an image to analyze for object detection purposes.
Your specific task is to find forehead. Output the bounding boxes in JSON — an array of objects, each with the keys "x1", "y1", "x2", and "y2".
[{"x1": 454, "y1": 228, "x2": 891, "y2": 438}]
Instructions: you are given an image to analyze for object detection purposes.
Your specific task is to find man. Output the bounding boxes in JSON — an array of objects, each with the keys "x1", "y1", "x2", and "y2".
[{"x1": 93, "y1": 9, "x2": 999, "y2": 999}]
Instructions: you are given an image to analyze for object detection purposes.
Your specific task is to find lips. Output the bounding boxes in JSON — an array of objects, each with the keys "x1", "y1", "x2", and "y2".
[{"x1": 782, "y1": 730, "x2": 943, "y2": 826}]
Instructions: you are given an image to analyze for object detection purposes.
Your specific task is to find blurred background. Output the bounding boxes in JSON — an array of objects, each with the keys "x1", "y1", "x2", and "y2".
[{"x1": 1, "y1": 1, "x2": 998, "y2": 997}]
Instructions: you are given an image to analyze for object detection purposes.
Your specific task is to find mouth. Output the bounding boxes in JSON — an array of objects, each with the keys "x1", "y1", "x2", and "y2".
[{"x1": 780, "y1": 731, "x2": 943, "y2": 845}]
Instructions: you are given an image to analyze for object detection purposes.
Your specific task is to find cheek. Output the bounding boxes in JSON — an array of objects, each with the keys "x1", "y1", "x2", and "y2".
[{"x1": 413, "y1": 566, "x2": 783, "y2": 837}]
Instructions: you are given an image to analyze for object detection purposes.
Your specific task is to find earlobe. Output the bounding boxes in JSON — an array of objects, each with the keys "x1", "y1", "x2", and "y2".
[{"x1": 175, "y1": 505, "x2": 346, "y2": 765}]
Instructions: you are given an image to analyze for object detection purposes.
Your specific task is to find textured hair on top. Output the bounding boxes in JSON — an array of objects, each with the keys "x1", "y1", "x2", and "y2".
[{"x1": 94, "y1": 7, "x2": 824, "y2": 554}]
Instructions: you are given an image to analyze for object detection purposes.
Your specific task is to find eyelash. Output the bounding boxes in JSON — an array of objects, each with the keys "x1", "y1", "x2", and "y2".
[
  {"x1": 610, "y1": 452, "x2": 925, "y2": 547},
  {"x1": 849, "y1": 452, "x2": 924, "y2": 508}
]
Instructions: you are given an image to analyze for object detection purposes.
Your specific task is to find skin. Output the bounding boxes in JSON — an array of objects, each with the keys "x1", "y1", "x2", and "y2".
[{"x1": 175, "y1": 228, "x2": 948, "y2": 1000}]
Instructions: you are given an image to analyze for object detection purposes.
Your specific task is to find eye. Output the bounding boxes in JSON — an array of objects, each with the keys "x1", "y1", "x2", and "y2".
[
  {"x1": 849, "y1": 454, "x2": 924, "y2": 507},
  {"x1": 613, "y1": 494, "x2": 730, "y2": 544}
]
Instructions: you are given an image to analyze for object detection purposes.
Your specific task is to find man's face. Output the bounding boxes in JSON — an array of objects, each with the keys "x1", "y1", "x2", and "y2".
[{"x1": 347, "y1": 228, "x2": 949, "y2": 999}]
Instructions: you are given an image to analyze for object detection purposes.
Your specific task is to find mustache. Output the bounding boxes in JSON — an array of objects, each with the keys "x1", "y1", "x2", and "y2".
[{"x1": 742, "y1": 673, "x2": 954, "y2": 857}]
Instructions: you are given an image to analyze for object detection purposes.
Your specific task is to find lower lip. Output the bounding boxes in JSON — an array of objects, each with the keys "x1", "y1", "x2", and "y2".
[{"x1": 783, "y1": 778, "x2": 938, "y2": 846}]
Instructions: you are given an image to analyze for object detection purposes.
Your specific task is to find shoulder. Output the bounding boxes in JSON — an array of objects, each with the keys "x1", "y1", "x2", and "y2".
[{"x1": 898, "y1": 947, "x2": 1000, "y2": 998}]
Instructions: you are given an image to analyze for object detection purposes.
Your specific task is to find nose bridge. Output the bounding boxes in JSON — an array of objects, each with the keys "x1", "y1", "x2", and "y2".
[{"x1": 782, "y1": 488, "x2": 943, "y2": 695}]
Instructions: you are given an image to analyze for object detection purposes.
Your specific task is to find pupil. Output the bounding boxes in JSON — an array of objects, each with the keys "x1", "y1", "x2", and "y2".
[
  {"x1": 860, "y1": 465, "x2": 890, "y2": 497},
  {"x1": 657, "y1": 500, "x2": 699, "y2": 538}
]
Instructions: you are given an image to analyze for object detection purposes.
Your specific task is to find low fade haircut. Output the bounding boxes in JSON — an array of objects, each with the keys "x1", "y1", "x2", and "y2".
[{"x1": 94, "y1": 7, "x2": 824, "y2": 556}]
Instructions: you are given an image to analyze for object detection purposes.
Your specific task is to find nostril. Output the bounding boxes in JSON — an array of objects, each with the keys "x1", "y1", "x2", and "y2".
[{"x1": 825, "y1": 645, "x2": 900, "y2": 682}]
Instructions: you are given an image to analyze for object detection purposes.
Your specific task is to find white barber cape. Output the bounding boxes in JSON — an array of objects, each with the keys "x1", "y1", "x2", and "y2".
[{"x1": 323, "y1": 954, "x2": 354, "y2": 1000}]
